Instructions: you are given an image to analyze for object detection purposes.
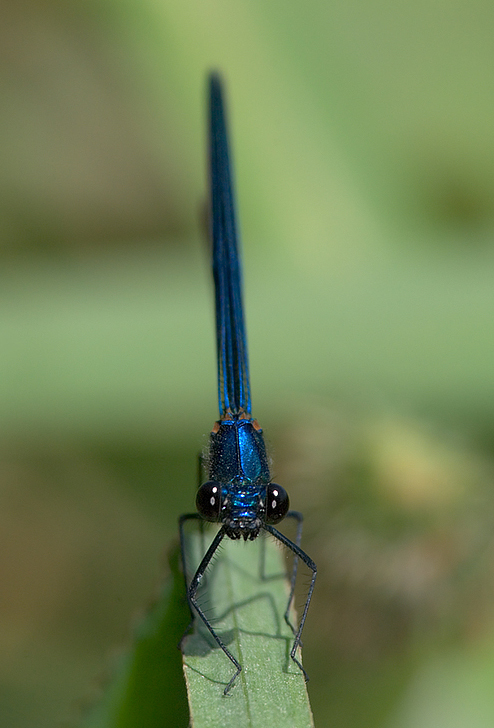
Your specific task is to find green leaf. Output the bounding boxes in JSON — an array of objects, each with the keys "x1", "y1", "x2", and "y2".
[
  {"x1": 182, "y1": 529, "x2": 315, "y2": 728},
  {"x1": 79, "y1": 532, "x2": 314, "y2": 728}
]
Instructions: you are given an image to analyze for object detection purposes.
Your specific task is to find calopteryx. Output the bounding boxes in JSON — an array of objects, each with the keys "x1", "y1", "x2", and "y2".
[{"x1": 179, "y1": 73, "x2": 316, "y2": 695}]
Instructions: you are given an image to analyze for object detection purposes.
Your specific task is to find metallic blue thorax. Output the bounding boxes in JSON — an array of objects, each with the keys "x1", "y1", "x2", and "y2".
[{"x1": 209, "y1": 418, "x2": 271, "y2": 518}]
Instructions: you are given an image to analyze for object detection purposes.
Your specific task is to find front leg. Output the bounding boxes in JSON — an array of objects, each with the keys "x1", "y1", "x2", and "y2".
[
  {"x1": 182, "y1": 525, "x2": 242, "y2": 695},
  {"x1": 263, "y1": 523, "x2": 317, "y2": 681}
]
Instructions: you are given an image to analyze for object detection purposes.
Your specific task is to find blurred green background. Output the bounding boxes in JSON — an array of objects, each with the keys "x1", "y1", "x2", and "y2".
[{"x1": 2, "y1": 1, "x2": 494, "y2": 726}]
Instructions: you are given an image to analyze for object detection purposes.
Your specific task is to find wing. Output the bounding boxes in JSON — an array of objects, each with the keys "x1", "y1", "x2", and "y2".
[{"x1": 209, "y1": 73, "x2": 251, "y2": 417}]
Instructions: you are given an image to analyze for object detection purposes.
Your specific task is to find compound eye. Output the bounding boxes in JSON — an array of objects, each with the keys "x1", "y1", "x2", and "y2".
[
  {"x1": 265, "y1": 483, "x2": 289, "y2": 524},
  {"x1": 196, "y1": 481, "x2": 222, "y2": 521}
]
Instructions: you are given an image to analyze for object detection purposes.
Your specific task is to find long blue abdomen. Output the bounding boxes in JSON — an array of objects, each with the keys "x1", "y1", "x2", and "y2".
[{"x1": 209, "y1": 73, "x2": 251, "y2": 417}]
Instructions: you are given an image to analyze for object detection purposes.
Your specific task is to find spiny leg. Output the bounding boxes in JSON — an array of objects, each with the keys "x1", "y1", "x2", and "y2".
[
  {"x1": 186, "y1": 526, "x2": 242, "y2": 694},
  {"x1": 178, "y1": 512, "x2": 203, "y2": 640},
  {"x1": 263, "y1": 523, "x2": 316, "y2": 681},
  {"x1": 259, "y1": 511, "x2": 303, "y2": 635},
  {"x1": 283, "y1": 510, "x2": 304, "y2": 635}
]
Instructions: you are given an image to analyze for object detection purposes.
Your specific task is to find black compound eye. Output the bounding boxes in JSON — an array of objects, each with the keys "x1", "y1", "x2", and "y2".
[
  {"x1": 265, "y1": 483, "x2": 289, "y2": 524},
  {"x1": 196, "y1": 480, "x2": 222, "y2": 521}
]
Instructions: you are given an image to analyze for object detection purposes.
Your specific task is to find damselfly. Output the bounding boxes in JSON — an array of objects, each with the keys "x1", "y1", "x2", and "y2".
[{"x1": 179, "y1": 73, "x2": 316, "y2": 695}]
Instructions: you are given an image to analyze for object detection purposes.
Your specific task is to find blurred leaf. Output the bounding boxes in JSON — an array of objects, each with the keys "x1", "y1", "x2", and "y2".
[{"x1": 81, "y1": 547, "x2": 189, "y2": 728}]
